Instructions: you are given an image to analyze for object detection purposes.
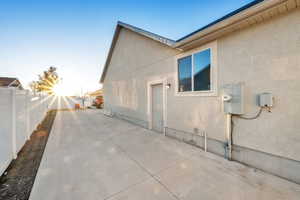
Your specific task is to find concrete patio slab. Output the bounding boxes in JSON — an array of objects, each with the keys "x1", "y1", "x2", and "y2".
[
  {"x1": 30, "y1": 110, "x2": 300, "y2": 200},
  {"x1": 106, "y1": 179, "x2": 177, "y2": 200},
  {"x1": 155, "y1": 152, "x2": 300, "y2": 200}
]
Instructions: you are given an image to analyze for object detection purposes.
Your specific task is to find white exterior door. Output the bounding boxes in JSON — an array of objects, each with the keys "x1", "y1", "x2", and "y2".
[{"x1": 151, "y1": 84, "x2": 163, "y2": 133}]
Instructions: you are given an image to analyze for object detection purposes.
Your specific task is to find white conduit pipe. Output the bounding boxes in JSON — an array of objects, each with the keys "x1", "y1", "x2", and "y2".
[
  {"x1": 204, "y1": 132, "x2": 207, "y2": 152},
  {"x1": 226, "y1": 114, "x2": 232, "y2": 160}
]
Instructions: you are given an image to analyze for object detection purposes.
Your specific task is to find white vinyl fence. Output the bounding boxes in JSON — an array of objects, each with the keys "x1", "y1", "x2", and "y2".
[
  {"x1": 0, "y1": 88, "x2": 88, "y2": 175},
  {"x1": 0, "y1": 88, "x2": 51, "y2": 175}
]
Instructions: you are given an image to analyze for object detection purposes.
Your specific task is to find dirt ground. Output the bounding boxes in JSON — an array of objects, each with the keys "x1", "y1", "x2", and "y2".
[{"x1": 0, "y1": 110, "x2": 56, "y2": 200}]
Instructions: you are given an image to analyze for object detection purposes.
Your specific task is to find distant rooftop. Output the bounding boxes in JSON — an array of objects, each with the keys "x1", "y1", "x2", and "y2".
[{"x1": 0, "y1": 77, "x2": 24, "y2": 89}]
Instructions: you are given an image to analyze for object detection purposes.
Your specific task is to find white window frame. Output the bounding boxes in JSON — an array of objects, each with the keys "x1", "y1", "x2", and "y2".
[{"x1": 175, "y1": 40, "x2": 218, "y2": 97}]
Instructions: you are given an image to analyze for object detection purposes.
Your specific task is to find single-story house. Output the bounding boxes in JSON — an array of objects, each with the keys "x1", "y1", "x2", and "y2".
[
  {"x1": 0, "y1": 77, "x2": 24, "y2": 90},
  {"x1": 100, "y1": 0, "x2": 300, "y2": 184}
]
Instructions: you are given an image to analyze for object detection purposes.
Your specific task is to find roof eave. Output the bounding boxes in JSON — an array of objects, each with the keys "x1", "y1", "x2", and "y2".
[
  {"x1": 99, "y1": 24, "x2": 122, "y2": 83},
  {"x1": 174, "y1": 0, "x2": 294, "y2": 50},
  {"x1": 117, "y1": 21, "x2": 176, "y2": 47},
  {"x1": 100, "y1": 0, "x2": 299, "y2": 83}
]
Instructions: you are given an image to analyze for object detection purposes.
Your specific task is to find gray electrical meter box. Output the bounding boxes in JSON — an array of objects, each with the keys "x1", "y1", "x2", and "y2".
[
  {"x1": 222, "y1": 83, "x2": 244, "y2": 114},
  {"x1": 258, "y1": 93, "x2": 273, "y2": 107}
]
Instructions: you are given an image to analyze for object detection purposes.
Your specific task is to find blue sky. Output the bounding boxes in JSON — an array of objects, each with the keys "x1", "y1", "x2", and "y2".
[{"x1": 1, "y1": 0, "x2": 253, "y2": 95}]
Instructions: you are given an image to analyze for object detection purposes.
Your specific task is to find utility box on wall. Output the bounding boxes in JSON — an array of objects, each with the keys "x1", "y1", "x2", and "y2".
[
  {"x1": 258, "y1": 92, "x2": 273, "y2": 107},
  {"x1": 222, "y1": 83, "x2": 244, "y2": 115}
]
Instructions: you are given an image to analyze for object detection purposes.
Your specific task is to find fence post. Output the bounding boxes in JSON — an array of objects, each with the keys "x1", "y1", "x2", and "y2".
[
  {"x1": 11, "y1": 88, "x2": 17, "y2": 159},
  {"x1": 25, "y1": 90, "x2": 30, "y2": 140}
]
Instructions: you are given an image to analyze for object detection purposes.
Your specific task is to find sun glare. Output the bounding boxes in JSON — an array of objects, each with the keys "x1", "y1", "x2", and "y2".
[{"x1": 52, "y1": 83, "x2": 71, "y2": 96}]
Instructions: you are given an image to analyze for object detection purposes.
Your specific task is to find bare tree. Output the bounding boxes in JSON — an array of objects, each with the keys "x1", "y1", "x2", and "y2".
[{"x1": 30, "y1": 66, "x2": 59, "y2": 94}]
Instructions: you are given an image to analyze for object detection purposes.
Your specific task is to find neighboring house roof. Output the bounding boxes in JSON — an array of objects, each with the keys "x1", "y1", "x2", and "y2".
[
  {"x1": 87, "y1": 89, "x2": 103, "y2": 97},
  {"x1": 0, "y1": 77, "x2": 24, "y2": 89},
  {"x1": 100, "y1": 0, "x2": 298, "y2": 83}
]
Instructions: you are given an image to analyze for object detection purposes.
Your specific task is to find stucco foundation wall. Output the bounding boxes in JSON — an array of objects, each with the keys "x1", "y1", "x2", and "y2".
[{"x1": 103, "y1": 9, "x2": 300, "y2": 164}]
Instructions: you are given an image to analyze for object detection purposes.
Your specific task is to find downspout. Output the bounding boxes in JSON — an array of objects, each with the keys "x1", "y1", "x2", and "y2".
[
  {"x1": 226, "y1": 113, "x2": 232, "y2": 160},
  {"x1": 204, "y1": 131, "x2": 207, "y2": 152}
]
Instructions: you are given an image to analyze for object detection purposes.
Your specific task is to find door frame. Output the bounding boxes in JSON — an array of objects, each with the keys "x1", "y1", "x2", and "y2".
[{"x1": 147, "y1": 78, "x2": 167, "y2": 135}]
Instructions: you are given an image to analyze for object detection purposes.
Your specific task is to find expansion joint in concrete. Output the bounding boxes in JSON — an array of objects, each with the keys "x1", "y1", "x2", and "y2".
[{"x1": 113, "y1": 143, "x2": 181, "y2": 200}]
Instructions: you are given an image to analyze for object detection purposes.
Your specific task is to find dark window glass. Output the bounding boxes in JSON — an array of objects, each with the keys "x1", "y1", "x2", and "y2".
[
  {"x1": 178, "y1": 56, "x2": 192, "y2": 92},
  {"x1": 194, "y1": 49, "x2": 211, "y2": 91}
]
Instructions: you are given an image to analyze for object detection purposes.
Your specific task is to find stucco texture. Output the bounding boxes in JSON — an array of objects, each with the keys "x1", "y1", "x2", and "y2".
[
  {"x1": 104, "y1": 28, "x2": 179, "y2": 123},
  {"x1": 103, "y1": 9, "x2": 300, "y2": 161},
  {"x1": 218, "y1": 9, "x2": 300, "y2": 161}
]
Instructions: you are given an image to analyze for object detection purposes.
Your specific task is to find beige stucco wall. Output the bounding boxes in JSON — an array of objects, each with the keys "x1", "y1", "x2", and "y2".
[
  {"x1": 218, "y1": 9, "x2": 300, "y2": 161},
  {"x1": 103, "y1": 9, "x2": 300, "y2": 161},
  {"x1": 103, "y1": 28, "x2": 180, "y2": 123}
]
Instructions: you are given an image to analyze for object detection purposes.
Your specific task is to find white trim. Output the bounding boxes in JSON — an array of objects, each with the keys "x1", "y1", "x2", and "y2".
[
  {"x1": 147, "y1": 78, "x2": 167, "y2": 135},
  {"x1": 174, "y1": 40, "x2": 218, "y2": 97}
]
